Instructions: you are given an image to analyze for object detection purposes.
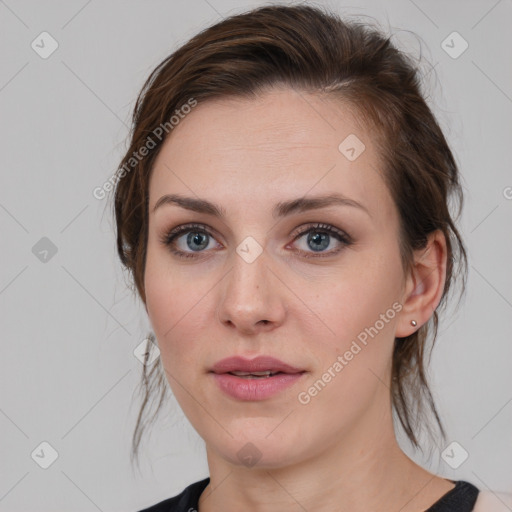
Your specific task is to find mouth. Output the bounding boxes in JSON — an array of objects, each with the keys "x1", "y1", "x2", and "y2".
[
  {"x1": 210, "y1": 355, "x2": 305, "y2": 376},
  {"x1": 209, "y1": 356, "x2": 306, "y2": 401},
  {"x1": 226, "y1": 370, "x2": 292, "y2": 379}
]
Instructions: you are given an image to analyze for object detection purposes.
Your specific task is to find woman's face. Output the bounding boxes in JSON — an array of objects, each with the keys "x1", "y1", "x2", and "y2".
[{"x1": 145, "y1": 88, "x2": 409, "y2": 468}]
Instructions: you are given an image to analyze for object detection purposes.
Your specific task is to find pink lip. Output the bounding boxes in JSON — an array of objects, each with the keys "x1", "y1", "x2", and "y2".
[
  {"x1": 211, "y1": 372, "x2": 305, "y2": 401},
  {"x1": 210, "y1": 356, "x2": 306, "y2": 401},
  {"x1": 211, "y1": 355, "x2": 304, "y2": 374}
]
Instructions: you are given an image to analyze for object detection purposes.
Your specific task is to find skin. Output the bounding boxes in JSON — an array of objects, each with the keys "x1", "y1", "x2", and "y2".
[{"x1": 144, "y1": 87, "x2": 454, "y2": 512}]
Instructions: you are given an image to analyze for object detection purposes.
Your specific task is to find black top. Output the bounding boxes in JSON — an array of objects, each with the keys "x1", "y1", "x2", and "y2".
[{"x1": 137, "y1": 478, "x2": 479, "y2": 512}]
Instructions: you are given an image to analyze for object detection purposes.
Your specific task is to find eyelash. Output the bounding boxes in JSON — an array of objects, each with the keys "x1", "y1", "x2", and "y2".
[{"x1": 159, "y1": 222, "x2": 352, "y2": 260}]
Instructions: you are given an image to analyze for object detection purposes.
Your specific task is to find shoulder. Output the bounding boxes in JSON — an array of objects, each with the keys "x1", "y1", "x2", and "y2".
[
  {"x1": 473, "y1": 490, "x2": 512, "y2": 512},
  {"x1": 136, "y1": 477, "x2": 210, "y2": 512}
]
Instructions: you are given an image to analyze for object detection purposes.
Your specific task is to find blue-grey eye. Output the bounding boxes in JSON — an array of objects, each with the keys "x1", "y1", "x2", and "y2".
[
  {"x1": 307, "y1": 231, "x2": 330, "y2": 251},
  {"x1": 292, "y1": 223, "x2": 350, "y2": 256},
  {"x1": 186, "y1": 231, "x2": 210, "y2": 251}
]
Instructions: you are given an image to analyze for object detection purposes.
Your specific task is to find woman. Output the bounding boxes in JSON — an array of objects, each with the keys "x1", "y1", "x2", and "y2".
[{"x1": 112, "y1": 4, "x2": 510, "y2": 511}]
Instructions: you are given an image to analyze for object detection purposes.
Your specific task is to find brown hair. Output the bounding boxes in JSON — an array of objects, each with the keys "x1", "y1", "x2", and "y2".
[{"x1": 111, "y1": 4, "x2": 467, "y2": 466}]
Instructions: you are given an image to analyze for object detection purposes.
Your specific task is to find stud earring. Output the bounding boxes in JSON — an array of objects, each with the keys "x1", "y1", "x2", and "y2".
[{"x1": 411, "y1": 320, "x2": 417, "y2": 327}]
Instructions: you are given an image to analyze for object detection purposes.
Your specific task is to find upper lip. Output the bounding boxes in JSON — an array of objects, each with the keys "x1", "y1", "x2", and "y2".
[{"x1": 211, "y1": 356, "x2": 305, "y2": 374}]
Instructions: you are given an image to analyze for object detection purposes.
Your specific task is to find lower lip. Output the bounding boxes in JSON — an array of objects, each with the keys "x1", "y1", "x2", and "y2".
[{"x1": 211, "y1": 372, "x2": 305, "y2": 401}]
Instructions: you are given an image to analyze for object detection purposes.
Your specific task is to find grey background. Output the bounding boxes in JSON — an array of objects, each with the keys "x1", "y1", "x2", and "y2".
[{"x1": 1, "y1": 0, "x2": 511, "y2": 510}]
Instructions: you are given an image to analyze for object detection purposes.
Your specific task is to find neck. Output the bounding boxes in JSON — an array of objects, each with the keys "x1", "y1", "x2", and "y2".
[{"x1": 198, "y1": 399, "x2": 448, "y2": 512}]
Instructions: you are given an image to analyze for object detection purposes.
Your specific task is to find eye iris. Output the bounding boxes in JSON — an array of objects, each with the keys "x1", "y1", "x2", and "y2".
[
  {"x1": 187, "y1": 231, "x2": 209, "y2": 251},
  {"x1": 307, "y1": 231, "x2": 329, "y2": 251}
]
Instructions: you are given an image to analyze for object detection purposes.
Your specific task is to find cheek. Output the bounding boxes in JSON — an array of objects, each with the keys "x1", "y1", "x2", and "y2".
[
  {"x1": 144, "y1": 250, "x2": 207, "y2": 366},
  {"x1": 297, "y1": 278, "x2": 400, "y2": 423},
  {"x1": 311, "y1": 251, "x2": 402, "y2": 343},
  {"x1": 299, "y1": 247, "x2": 403, "y2": 408},
  {"x1": 145, "y1": 277, "x2": 209, "y2": 413}
]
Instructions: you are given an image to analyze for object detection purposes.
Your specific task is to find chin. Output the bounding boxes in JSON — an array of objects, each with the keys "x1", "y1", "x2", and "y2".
[{"x1": 209, "y1": 429, "x2": 304, "y2": 470}]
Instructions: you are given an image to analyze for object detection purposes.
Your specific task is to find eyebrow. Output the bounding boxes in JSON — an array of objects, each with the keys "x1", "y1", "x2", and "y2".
[{"x1": 152, "y1": 193, "x2": 371, "y2": 218}]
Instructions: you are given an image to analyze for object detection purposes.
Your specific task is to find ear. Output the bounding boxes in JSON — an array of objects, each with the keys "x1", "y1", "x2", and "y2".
[{"x1": 395, "y1": 230, "x2": 447, "y2": 338}]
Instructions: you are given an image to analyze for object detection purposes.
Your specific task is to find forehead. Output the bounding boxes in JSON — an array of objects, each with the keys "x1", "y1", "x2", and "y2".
[{"x1": 149, "y1": 88, "x2": 393, "y2": 222}]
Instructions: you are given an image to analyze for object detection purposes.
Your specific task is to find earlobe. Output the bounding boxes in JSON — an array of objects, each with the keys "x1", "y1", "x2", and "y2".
[{"x1": 395, "y1": 230, "x2": 447, "y2": 338}]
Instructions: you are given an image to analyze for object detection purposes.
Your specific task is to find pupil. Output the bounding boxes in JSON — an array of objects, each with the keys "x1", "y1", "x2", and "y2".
[
  {"x1": 187, "y1": 232, "x2": 208, "y2": 251},
  {"x1": 308, "y1": 232, "x2": 329, "y2": 251}
]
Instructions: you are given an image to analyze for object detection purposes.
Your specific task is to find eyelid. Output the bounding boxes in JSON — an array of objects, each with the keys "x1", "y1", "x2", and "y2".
[
  {"x1": 286, "y1": 223, "x2": 352, "y2": 258},
  {"x1": 160, "y1": 221, "x2": 352, "y2": 258},
  {"x1": 161, "y1": 222, "x2": 350, "y2": 242},
  {"x1": 161, "y1": 222, "x2": 219, "y2": 242},
  {"x1": 159, "y1": 222, "x2": 222, "y2": 260},
  {"x1": 290, "y1": 222, "x2": 351, "y2": 243}
]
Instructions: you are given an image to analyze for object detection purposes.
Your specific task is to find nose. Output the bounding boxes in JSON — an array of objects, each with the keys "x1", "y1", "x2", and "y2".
[{"x1": 216, "y1": 248, "x2": 286, "y2": 335}]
